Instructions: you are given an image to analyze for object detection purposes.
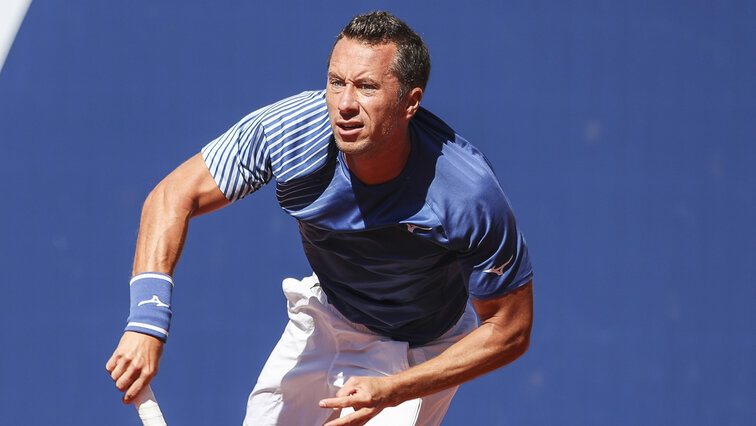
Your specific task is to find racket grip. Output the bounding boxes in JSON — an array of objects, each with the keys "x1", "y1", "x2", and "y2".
[{"x1": 135, "y1": 385, "x2": 167, "y2": 426}]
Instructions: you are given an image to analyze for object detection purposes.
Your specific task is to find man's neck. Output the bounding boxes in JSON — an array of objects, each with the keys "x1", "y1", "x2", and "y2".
[{"x1": 344, "y1": 132, "x2": 412, "y2": 185}]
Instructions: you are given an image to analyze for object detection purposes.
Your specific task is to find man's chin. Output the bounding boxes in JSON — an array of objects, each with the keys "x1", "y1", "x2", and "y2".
[{"x1": 334, "y1": 138, "x2": 370, "y2": 156}]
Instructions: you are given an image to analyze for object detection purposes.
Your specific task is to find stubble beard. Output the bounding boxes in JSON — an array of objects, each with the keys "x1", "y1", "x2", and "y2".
[{"x1": 334, "y1": 135, "x2": 374, "y2": 158}]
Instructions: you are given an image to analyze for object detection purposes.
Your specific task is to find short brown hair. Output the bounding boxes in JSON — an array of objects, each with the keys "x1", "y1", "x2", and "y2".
[{"x1": 329, "y1": 11, "x2": 431, "y2": 99}]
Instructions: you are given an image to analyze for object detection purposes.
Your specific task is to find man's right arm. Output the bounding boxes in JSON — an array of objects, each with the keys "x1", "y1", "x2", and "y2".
[{"x1": 106, "y1": 153, "x2": 230, "y2": 404}]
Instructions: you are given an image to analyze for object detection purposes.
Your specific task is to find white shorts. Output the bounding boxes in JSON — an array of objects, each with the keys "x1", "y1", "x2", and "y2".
[{"x1": 243, "y1": 274, "x2": 478, "y2": 426}]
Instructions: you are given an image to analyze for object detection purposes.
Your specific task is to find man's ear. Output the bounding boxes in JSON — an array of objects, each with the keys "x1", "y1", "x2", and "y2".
[{"x1": 404, "y1": 87, "x2": 424, "y2": 119}]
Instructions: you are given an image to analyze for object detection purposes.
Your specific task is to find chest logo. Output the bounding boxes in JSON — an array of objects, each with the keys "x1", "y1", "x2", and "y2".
[
  {"x1": 406, "y1": 223, "x2": 432, "y2": 233},
  {"x1": 483, "y1": 255, "x2": 514, "y2": 276}
]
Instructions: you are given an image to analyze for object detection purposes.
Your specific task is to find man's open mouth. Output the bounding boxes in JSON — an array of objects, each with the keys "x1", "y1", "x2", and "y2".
[{"x1": 339, "y1": 123, "x2": 363, "y2": 130}]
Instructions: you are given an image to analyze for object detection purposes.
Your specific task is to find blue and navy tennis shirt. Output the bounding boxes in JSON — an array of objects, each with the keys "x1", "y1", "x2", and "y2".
[{"x1": 202, "y1": 90, "x2": 533, "y2": 346}]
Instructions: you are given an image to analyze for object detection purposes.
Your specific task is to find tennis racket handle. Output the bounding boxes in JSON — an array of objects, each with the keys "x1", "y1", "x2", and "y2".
[{"x1": 135, "y1": 385, "x2": 167, "y2": 426}]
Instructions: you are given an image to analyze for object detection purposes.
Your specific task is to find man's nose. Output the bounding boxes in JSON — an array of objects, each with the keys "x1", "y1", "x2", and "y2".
[{"x1": 338, "y1": 85, "x2": 359, "y2": 115}]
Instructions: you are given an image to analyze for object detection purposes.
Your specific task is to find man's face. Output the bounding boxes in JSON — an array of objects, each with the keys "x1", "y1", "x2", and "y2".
[{"x1": 326, "y1": 38, "x2": 408, "y2": 158}]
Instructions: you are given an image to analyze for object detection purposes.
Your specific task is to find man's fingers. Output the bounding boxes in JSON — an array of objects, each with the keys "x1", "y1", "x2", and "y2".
[
  {"x1": 113, "y1": 356, "x2": 154, "y2": 391},
  {"x1": 108, "y1": 358, "x2": 128, "y2": 383},
  {"x1": 122, "y1": 376, "x2": 148, "y2": 404},
  {"x1": 105, "y1": 353, "x2": 117, "y2": 373},
  {"x1": 334, "y1": 384, "x2": 355, "y2": 398},
  {"x1": 115, "y1": 362, "x2": 141, "y2": 392},
  {"x1": 319, "y1": 396, "x2": 353, "y2": 409},
  {"x1": 107, "y1": 332, "x2": 164, "y2": 404},
  {"x1": 106, "y1": 349, "x2": 130, "y2": 376},
  {"x1": 109, "y1": 352, "x2": 139, "y2": 388},
  {"x1": 320, "y1": 390, "x2": 370, "y2": 409}
]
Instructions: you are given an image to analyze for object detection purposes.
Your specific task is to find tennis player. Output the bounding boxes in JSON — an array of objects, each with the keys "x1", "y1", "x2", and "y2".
[{"x1": 107, "y1": 11, "x2": 534, "y2": 426}]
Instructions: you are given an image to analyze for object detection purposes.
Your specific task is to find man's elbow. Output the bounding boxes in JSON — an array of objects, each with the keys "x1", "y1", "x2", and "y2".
[
  {"x1": 494, "y1": 317, "x2": 532, "y2": 366},
  {"x1": 514, "y1": 328, "x2": 531, "y2": 360},
  {"x1": 143, "y1": 177, "x2": 197, "y2": 216},
  {"x1": 507, "y1": 325, "x2": 531, "y2": 362}
]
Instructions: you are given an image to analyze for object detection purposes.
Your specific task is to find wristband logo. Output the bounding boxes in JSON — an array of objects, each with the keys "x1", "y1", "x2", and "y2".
[{"x1": 138, "y1": 295, "x2": 170, "y2": 308}]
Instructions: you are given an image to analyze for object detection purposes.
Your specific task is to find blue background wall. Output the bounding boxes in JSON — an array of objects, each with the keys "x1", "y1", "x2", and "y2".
[{"x1": 1, "y1": 1, "x2": 754, "y2": 425}]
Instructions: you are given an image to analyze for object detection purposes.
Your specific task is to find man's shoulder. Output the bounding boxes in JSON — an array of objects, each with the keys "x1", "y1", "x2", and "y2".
[
  {"x1": 412, "y1": 107, "x2": 457, "y2": 143},
  {"x1": 259, "y1": 91, "x2": 333, "y2": 179},
  {"x1": 255, "y1": 90, "x2": 328, "y2": 129},
  {"x1": 410, "y1": 109, "x2": 509, "y2": 234},
  {"x1": 411, "y1": 109, "x2": 500, "y2": 195}
]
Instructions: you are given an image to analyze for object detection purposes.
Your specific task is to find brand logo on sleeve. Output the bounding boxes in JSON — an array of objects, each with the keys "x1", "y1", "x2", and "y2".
[
  {"x1": 138, "y1": 295, "x2": 170, "y2": 308},
  {"x1": 483, "y1": 255, "x2": 514, "y2": 276}
]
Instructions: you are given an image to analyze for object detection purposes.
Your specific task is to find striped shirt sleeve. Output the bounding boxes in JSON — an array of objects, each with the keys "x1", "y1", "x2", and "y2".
[{"x1": 201, "y1": 91, "x2": 327, "y2": 202}]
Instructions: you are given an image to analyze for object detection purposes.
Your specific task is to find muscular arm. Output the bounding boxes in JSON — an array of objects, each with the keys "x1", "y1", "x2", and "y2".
[
  {"x1": 321, "y1": 280, "x2": 533, "y2": 425},
  {"x1": 131, "y1": 153, "x2": 230, "y2": 274},
  {"x1": 106, "y1": 153, "x2": 230, "y2": 403}
]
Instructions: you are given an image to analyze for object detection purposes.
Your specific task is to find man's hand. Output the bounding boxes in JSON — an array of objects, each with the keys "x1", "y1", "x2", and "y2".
[
  {"x1": 319, "y1": 376, "x2": 396, "y2": 426},
  {"x1": 319, "y1": 282, "x2": 533, "y2": 425},
  {"x1": 106, "y1": 331, "x2": 164, "y2": 404}
]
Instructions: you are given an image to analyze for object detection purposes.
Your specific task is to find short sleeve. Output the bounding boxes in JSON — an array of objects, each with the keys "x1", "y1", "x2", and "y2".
[
  {"x1": 201, "y1": 108, "x2": 273, "y2": 202},
  {"x1": 455, "y1": 189, "x2": 533, "y2": 300}
]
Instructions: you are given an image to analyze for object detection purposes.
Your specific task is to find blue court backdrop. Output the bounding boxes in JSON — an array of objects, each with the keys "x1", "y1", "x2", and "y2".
[{"x1": 1, "y1": 1, "x2": 754, "y2": 425}]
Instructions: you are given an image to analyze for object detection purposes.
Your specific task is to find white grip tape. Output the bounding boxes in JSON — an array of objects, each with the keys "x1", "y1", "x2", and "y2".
[{"x1": 135, "y1": 385, "x2": 167, "y2": 426}]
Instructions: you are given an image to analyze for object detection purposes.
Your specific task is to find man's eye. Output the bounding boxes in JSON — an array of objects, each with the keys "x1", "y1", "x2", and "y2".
[
  {"x1": 359, "y1": 84, "x2": 376, "y2": 90},
  {"x1": 330, "y1": 80, "x2": 345, "y2": 87}
]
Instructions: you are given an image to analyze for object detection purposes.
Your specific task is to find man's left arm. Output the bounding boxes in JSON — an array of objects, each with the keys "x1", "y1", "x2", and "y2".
[{"x1": 319, "y1": 280, "x2": 533, "y2": 426}]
